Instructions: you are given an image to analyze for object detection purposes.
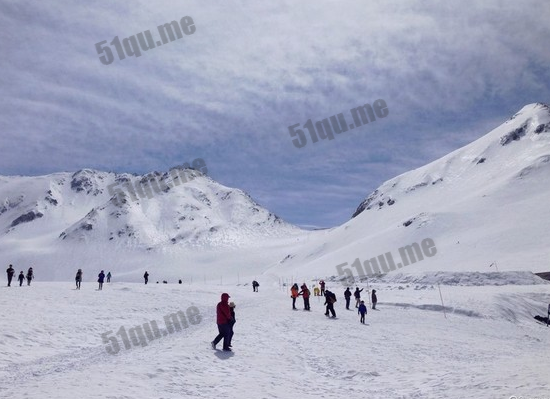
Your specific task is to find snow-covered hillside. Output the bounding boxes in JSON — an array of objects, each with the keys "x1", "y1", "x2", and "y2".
[{"x1": 271, "y1": 103, "x2": 550, "y2": 280}]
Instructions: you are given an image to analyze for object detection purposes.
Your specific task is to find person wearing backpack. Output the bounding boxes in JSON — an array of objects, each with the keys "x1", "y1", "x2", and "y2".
[
  {"x1": 299, "y1": 283, "x2": 311, "y2": 311},
  {"x1": 354, "y1": 287, "x2": 363, "y2": 308},
  {"x1": 324, "y1": 290, "x2": 337, "y2": 318},
  {"x1": 358, "y1": 300, "x2": 368, "y2": 324},
  {"x1": 344, "y1": 287, "x2": 352, "y2": 310},
  {"x1": 75, "y1": 269, "x2": 83, "y2": 290}
]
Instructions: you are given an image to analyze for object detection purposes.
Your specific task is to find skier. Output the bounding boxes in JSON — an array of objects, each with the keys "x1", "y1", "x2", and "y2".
[
  {"x1": 372, "y1": 289, "x2": 378, "y2": 310},
  {"x1": 252, "y1": 280, "x2": 259, "y2": 292},
  {"x1": 228, "y1": 301, "x2": 236, "y2": 348},
  {"x1": 319, "y1": 280, "x2": 326, "y2": 296},
  {"x1": 344, "y1": 287, "x2": 352, "y2": 310},
  {"x1": 97, "y1": 270, "x2": 105, "y2": 290},
  {"x1": 106, "y1": 271, "x2": 112, "y2": 283},
  {"x1": 324, "y1": 290, "x2": 337, "y2": 318},
  {"x1": 75, "y1": 269, "x2": 83, "y2": 290},
  {"x1": 26, "y1": 267, "x2": 34, "y2": 286},
  {"x1": 358, "y1": 300, "x2": 367, "y2": 324},
  {"x1": 6, "y1": 264, "x2": 15, "y2": 287},
  {"x1": 143, "y1": 271, "x2": 149, "y2": 285},
  {"x1": 18, "y1": 271, "x2": 25, "y2": 287},
  {"x1": 290, "y1": 283, "x2": 299, "y2": 310},
  {"x1": 354, "y1": 287, "x2": 363, "y2": 308},
  {"x1": 211, "y1": 293, "x2": 233, "y2": 351},
  {"x1": 299, "y1": 283, "x2": 311, "y2": 310}
]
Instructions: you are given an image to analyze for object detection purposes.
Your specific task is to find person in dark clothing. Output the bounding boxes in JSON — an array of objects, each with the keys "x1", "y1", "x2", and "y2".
[
  {"x1": 299, "y1": 284, "x2": 311, "y2": 310},
  {"x1": 75, "y1": 269, "x2": 83, "y2": 290},
  {"x1": 354, "y1": 287, "x2": 363, "y2": 308},
  {"x1": 6, "y1": 265, "x2": 15, "y2": 287},
  {"x1": 178, "y1": 279, "x2": 182, "y2": 284},
  {"x1": 291, "y1": 283, "x2": 299, "y2": 310},
  {"x1": 97, "y1": 270, "x2": 105, "y2": 290},
  {"x1": 344, "y1": 287, "x2": 352, "y2": 310},
  {"x1": 358, "y1": 300, "x2": 367, "y2": 324},
  {"x1": 252, "y1": 280, "x2": 259, "y2": 292},
  {"x1": 372, "y1": 289, "x2": 378, "y2": 310},
  {"x1": 324, "y1": 290, "x2": 337, "y2": 318},
  {"x1": 211, "y1": 293, "x2": 233, "y2": 351},
  {"x1": 106, "y1": 272, "x2": 111, "y2": 283},
  {"x1": 319, "y1": 280, "x2": 326, "y2": 296},
  {"x1": 18, "y1": 271, "x2": 25, "y2": 287},
  {"x1": 26, "y1": 267, "x2": 34, "y2": 286},
  {"x1": 144, "y1": 271, "x2": 149, "y2": 285},
  {"x1": 228, "y1": 302, "x2": 236, "y2": 348}
]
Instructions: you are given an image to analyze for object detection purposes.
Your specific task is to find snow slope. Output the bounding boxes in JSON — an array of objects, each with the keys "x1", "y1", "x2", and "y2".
[
  {"x1": 0, "y1": 281, "x2": 548, "y2": 399},
  {"x1": 271, "y1": 103, "x2": 550, "y2": 280}
]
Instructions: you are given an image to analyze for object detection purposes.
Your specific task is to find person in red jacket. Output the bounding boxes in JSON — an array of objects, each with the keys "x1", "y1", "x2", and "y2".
[
  {"x1": 211, "y1": 293, "x2": 233, "y2": 351},
  {"x1": 299, "y1": 284, "x2": 311, "y2": 311}
]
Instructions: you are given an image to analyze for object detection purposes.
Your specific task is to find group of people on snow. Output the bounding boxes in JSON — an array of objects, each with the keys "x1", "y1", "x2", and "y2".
[{"x1": 5, "y1": 265, "x2": 34, "y2": 287}]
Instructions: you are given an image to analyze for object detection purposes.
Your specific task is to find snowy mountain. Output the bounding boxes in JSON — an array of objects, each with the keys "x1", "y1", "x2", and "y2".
[{"x1": 270, "y1": 103, "x2": 550, "y2": 280}]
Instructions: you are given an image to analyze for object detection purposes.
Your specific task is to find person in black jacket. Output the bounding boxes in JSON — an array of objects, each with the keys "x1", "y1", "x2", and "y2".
[
  {"x1": 228, "y1": 302, "x2": 236, "y2": 348},
  {"x1": 344, "y1": 287, "x2": 352, "y2": 310},
  {"x1": 144, "y1": 271, "x2": 149, "y2": 285},
  {"x1": 324, "y1": 290, "x2": 337, "y2": 318},
  {"x1": 75, "y1": 269, "x2": 83, "y2": 290},
  {"x1": 26, "y1": 267, "x2": 34, "y2": 286},
  {"x1": 371, "y1": 289, "x2": 378, "y2": 310},
  {"x1": 6, "y1": 264, "x2": 15, "y2": 287},
  {"x1": 354, "y1": 287, "x2": 363, "y2": 308},
  {"x1": 18, "y1": 271, "x2": 25, "y2": 287}
]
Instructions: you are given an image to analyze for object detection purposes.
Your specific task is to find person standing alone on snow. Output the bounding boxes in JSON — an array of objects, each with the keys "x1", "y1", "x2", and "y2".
[
  {"x1": 26, "y1": 267, "x2": 34, "y2": 286},
  {"x1": 372, "y1": 289, "x2": 378, "y2": 310},
  {"x1": 299, "y1": 283, "x2": 311, "y2": 311},
  {"x1": 6, "y1": 264, "x2": 15, "y2": 287},
  {"x1": 344, "y1": 287, "x2": 352, "y2": 310},
  {"x1": 358, "y1": 300, "x2": 367, "y2": 324},
  {"x1": 252, "y1": 280, "x2": 259, "y2": 292},
  {"x1": 354, "y1": 287, "x2": 363, "y2": 308},
  {"x1": 75, "y1": 269, "x2": 83, "y2": 290},
  {"x1": 211, "y1": 293, "x2": 233, "y2": 351},
  {"x1": 291, "y1": 283, "x2": 299, "y2": 310},
  {"x1": 143, "y1": 271, "x2": 149, "y2": 285},
  {"x1": 18, "y1": 271, "x2": 25, "y2": 287},
  {"x1": 97, "y1": 270, "x2": 105, "y2": 290}
]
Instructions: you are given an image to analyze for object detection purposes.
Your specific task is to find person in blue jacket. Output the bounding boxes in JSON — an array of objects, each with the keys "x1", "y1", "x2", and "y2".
[{"x1": 358, "y1": 300, "x2": 367, "y2": 324}]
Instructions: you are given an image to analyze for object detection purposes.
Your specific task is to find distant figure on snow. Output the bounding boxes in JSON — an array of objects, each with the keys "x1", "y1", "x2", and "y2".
[
  {"x1": 354, "y1": 287, "x2": 363, "y2": 308},
  {"x1": 144, "y1": 271, "x2": 149, "y2": 285},
  {"x1": 324, "y1": 290, "x2": 337, "y2": 318},
  {"x1": 313, "y1": 285, "x2": 320, "y2": 296},
  {"x1": 179, "y1": 279, "x2": 182, "y2": 284},
  {"x1": 252, "y1": 280, "x2": 259, "y2": 292},
  {"x1": 344, "y1": 287, "x2": 352, "y2": 310},
  {"x1": 319, "y1": 280, "x2": 326, "y2": 296},
  {"x1": 299, "y1": 283, "x2": 311, "y2": 311},
  {"x1": 75, "y1": 269, "x2": 83, "y2": 290},
  {"x1": 26, "y1": 267, "x2": 34, "y2": 286},
  {"x1": 228, "y1": 301, "x2": 236, "y2": 348},
  {"x1": 371, "y1": 289, "x2": 378, "y2": 310},
  {"x1": 290, "y1": 283, "x2": 299, "y2": 310},
  {"x1": 6, "y1": 264, "x2": 15, "y2": 287},
  {"x1": 97, "y1": 270, "x2": 105, "y2": 290},
  {"x1": 211, "y1": 293, "x2": 233, "y2": 351},
  {"x1": 106, "y1": 271, "x2": 112, "y2": 283},
  {"x1": 18, "y1": 271, "x2": 25, "y2": 287},
  {"x1": 358, "y1": 300, "x2": 367, "y2": 324}
]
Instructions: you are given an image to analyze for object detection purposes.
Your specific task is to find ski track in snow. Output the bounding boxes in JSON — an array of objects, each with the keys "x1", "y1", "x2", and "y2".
[{"x1": 0, "y1": 282, "x2": 549, "y2": 398}]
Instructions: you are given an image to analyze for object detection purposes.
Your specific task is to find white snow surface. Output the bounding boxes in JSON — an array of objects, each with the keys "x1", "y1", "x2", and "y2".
[{"x1": 0, "y1": 280, "x2": 549, "y2": 399}]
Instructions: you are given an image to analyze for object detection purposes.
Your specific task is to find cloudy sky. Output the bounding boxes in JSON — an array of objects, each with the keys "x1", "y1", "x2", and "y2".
[{"x1": 1, "y1": 0, "x2": 549, "y2": 228}]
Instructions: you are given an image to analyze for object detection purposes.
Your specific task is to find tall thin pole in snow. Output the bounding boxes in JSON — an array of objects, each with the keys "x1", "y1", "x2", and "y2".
[{"x1": 438, "y1": 283, "x2": 447, "y2": 319}]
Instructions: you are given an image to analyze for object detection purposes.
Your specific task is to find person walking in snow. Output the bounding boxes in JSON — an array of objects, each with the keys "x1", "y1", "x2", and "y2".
[
  {"x1": 344, "y1": 287, "x2": 352, "y2": 310},
  {"x1": 97, "y1": 270, "x2": 105, "y2": 290},
  {"x1": 299, "y1": 283, "x2": 311, "y2": 311},
  {"x1": 319, "y1": 280, "x2": 326, "y2": 296},
  {"x1": 354, "y1": 287, "x2": 363, "y2": 308},
  {"x1": 106, "y1": 271, "x2": 111, "y2": 283},
  {"x1": 371, "y1": 289, "x2": 378, "y2": 310},
  {"x1": 290, "y1": 283, "x2": 299, "y2": 310},
  {"x1": 324, "y1": 290, "x2": 337, "y2": 318},
  {"x1": 18, "y1": 271, "x2": 25, "y2": 287},
  {"x1": 358, "y1": 300, "x2": 367, "y2": 324},
  {"x1": 252, "y1": 280, "x2": 259, "y2": 292},
  {"x1": 75, "y1": 269, "x2": 83, "y2": 290},
  {"x1": 6, "y1": 264, "x2": 15, "y2": 287},
  {"x1": 143, "y1": 271, "x2": 149, "y2": 285},
  {"x1": 228, "y1": 301, "x2": 236, "y2": 348},
  {"x1": 211, "y1": 293, "x2": 233, "y2": 351},
  {"x1": 26, "y1": 267, "x2": 34, "y2": 286}
]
